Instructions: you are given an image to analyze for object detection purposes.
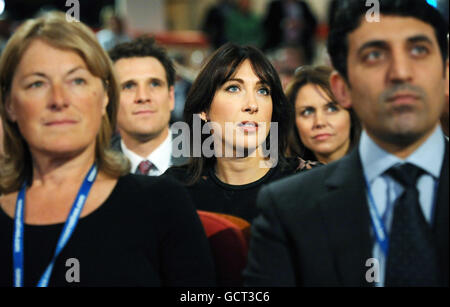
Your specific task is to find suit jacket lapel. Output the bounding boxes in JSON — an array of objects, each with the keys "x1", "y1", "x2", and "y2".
[
  {"x1": 433, "y1": 141, "x2": 449, "y2": 285},
  {"x1": 318, "y1": 149, "x2": 373, "y2": 286}
]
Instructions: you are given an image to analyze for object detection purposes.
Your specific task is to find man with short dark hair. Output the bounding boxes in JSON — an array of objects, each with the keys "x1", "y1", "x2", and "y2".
[
  {"x1": 109, "y1": 37, "x2": 186, "y2": 176},
  {"x1": 245, "y1": 0, "x2": 448, "y2": 286}
]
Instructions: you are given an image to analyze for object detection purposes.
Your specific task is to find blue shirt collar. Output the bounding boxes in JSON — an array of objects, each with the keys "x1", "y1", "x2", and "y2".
[{"x1": 359, "y1": 126, "x2": 445, "y2": 183}]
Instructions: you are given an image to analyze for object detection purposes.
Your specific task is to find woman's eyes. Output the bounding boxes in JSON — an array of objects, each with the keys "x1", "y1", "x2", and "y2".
[
  {"x1": 300, "y1": 104, "x2": 339, "y2": 116},
  {"x1": 257, "y1": 87, "x2": 270, "y2": 96},
  {"x1": 225, "y1": 85, "x2": 240, "y2": 93},
  {"x1": 72, "y1": 78, "x2": 86, "y2": 85},
  {"x1": 326, "y1": 104, "x2": 339, "y2": 112},
  {"x1": 27, "y1": 81, "x2": 44, "y2": 89},
  {"x1": 300, "y1": 108, "x2": 314, "y2": 116},
  {"x1": 225, "y1": 84, "x2": 270, "y2": 95},
  {"x1": 24, "y1": 76, "x2": 90, "y2": 91},
  {"x1": 27, "y1": 78, "x2": 86, "y2": 89}
]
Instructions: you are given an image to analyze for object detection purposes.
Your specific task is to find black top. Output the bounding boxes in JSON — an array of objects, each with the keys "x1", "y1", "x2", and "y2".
[
  {"x1": 0, "y1": 175, "x2": 215, "y2": 287},
  {"x1": 163, "y1": 159, "x2": 300, "y2": 222}
]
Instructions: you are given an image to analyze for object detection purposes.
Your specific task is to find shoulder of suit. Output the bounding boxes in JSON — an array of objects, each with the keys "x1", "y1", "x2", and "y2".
[
  {"x1": 255, "y1": 163, "x2": 341, "y2": 222},
  {"x1": 258, "y1": 158, "x2": 345, "y2": 216},
  {"x1": 268, "y1": 160, "x2": 338, "y2": 192}
]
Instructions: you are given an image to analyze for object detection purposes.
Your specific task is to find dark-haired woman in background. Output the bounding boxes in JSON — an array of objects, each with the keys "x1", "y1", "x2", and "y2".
[
  {"x1": 285, "y1": 65, "x2": 360, "y2": 169},
  {"x1": 164, "y1": 43, "x2": 297, "y2": 223}
]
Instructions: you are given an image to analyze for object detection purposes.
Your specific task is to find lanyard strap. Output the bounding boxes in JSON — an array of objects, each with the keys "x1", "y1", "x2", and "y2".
[
  {"x1": 364, "y1": 176, "x2": 389, "y2": 256},
  {"x1": 13, "y1": 164, "x2": 98, "y2": 287},
  {"x1": 365, "y1": 172, "x2": 440, "y2": 258}
]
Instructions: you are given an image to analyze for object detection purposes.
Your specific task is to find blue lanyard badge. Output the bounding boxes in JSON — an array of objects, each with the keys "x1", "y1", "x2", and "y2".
[
  {"x1": 364, "y1": 176, "x2": 389, "y2": 256},
  {"x1": 13, "y1": 164, "x2": 98, "y2": 287}
]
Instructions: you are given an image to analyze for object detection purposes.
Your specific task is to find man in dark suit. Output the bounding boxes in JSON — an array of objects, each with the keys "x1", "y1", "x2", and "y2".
[
  {"x1": 109, "y1": 37, "x2": 187, "y2": 176},
  {"x1": 245, "y1": 0, "x2": 449, "y2": 286}
]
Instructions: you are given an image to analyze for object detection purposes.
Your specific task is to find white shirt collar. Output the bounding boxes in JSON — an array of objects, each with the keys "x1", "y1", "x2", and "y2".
[
  {"x1": 359, "y1": 125, "x2": 445, "y2": 183},
  {"x1": 120, "y1": 132, "x2": 173, "y2": 176}
]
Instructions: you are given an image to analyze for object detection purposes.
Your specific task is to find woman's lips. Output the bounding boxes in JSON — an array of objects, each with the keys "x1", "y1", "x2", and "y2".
[
  {"x1": 238, "y1": 121, "x2": 259, "y2": 132},
  {"x1": 313, "y1": 133, "x2": 332, "y2": 141},
  {"x1": 44, "y1": 119, "x2": 78, "y2": 126}
]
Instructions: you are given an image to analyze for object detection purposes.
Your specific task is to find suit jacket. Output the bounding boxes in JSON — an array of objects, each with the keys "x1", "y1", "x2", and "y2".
[
  {"x1": 244, "y1": 144, "x2": 449, "y2": 286},
  {"x1": 110, "y1": 132, "x2": 188, "y2": 169}
]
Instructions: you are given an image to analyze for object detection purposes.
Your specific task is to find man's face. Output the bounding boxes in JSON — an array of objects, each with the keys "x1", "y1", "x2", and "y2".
[
  {"x1": 114, "y1": 56, "x2": 174, "y2": 142},
  {"x1": 342, "y1": 16, "x2": 448, "y2": 147}
]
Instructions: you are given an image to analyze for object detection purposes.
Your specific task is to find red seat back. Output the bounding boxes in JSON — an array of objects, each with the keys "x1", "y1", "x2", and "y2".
[{"x1": 197, "y1": 210, "x2": 250, "y2": 286}]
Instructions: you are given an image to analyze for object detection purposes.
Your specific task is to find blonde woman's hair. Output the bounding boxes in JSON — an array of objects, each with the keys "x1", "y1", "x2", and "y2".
[{"x1": 0, "y1": 11, "x2": 129, "y2": 194}]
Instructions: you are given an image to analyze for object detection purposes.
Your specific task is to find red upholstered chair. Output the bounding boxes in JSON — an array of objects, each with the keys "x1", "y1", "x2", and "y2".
[{"x1": 197, "y1": 210, "x2": 250, "y2": 286}]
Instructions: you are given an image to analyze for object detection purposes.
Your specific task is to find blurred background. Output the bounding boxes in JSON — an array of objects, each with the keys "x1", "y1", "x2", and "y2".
[{"x1": 1, "y1": 0, "x2": 448, "y2": 122}]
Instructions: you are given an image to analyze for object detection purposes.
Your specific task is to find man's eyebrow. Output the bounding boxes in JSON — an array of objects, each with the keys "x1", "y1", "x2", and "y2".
[
  {"x1": 120, "y1": 77, "x2": 167, "y2": 86},
  {"x1": 357, "y1": 40, "x2": 388, "y2": 55},
  {"x1": 407, "y1": 35, "x2": 433, "y2": 45},
  {"x1": 120, "y1": 79, "x2": 136, "y2": 85},
  {"x1": 148, "y1": 77, "x2": 166, "y2": 83}
]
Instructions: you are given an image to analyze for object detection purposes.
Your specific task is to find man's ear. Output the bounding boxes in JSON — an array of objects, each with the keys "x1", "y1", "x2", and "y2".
[
  {"x1": 169, "y1": 85, "x2": 175, "y2": 111},
  {"x1": 330, "y1": 71, "x2": 352, "y2": 109}
]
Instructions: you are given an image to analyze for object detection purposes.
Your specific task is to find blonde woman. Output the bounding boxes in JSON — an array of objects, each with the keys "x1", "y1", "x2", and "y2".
[{"x1": 0, "y1": 12, "x2": 214, "y2": 287}]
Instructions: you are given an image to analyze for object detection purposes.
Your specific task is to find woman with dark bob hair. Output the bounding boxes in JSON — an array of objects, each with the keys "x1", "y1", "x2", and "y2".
[
  {"x1": 285, "y1": 65, "x2": 361, "y2": 168},
  {"x1": 0, "y1": 12, "x2": 214, "y2": 287},
  {"x1": 164, "y1": 43, "x2": 297, "y2": 222}
]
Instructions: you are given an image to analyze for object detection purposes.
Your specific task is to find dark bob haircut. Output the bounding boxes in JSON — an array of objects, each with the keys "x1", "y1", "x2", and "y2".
[
  {"x1": 327, "y1": 0, "x2": 449, "y2": 82},
  {"x1": 285, "y1": 65, "x2": 361, "y2": 161},
  {"x1": 183, "y1": 43, "x2": 293, "y2": 184}
]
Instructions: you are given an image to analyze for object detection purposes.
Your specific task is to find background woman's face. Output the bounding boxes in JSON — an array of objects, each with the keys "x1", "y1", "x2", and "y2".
[
  {"x1": 7, "y1": 39, "x2": 108, "y2": 157},
  {"x1": 295, "y1": 83, "x2": 351, "y2": 163},
  {"x1": 203, "y1": 60, "x2": 273, "y2": 156}
]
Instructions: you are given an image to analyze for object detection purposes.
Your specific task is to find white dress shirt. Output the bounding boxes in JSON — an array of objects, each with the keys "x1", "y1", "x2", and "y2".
[{"x1": 120, "y1": 133, "x2": 173, "y2": 176}]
